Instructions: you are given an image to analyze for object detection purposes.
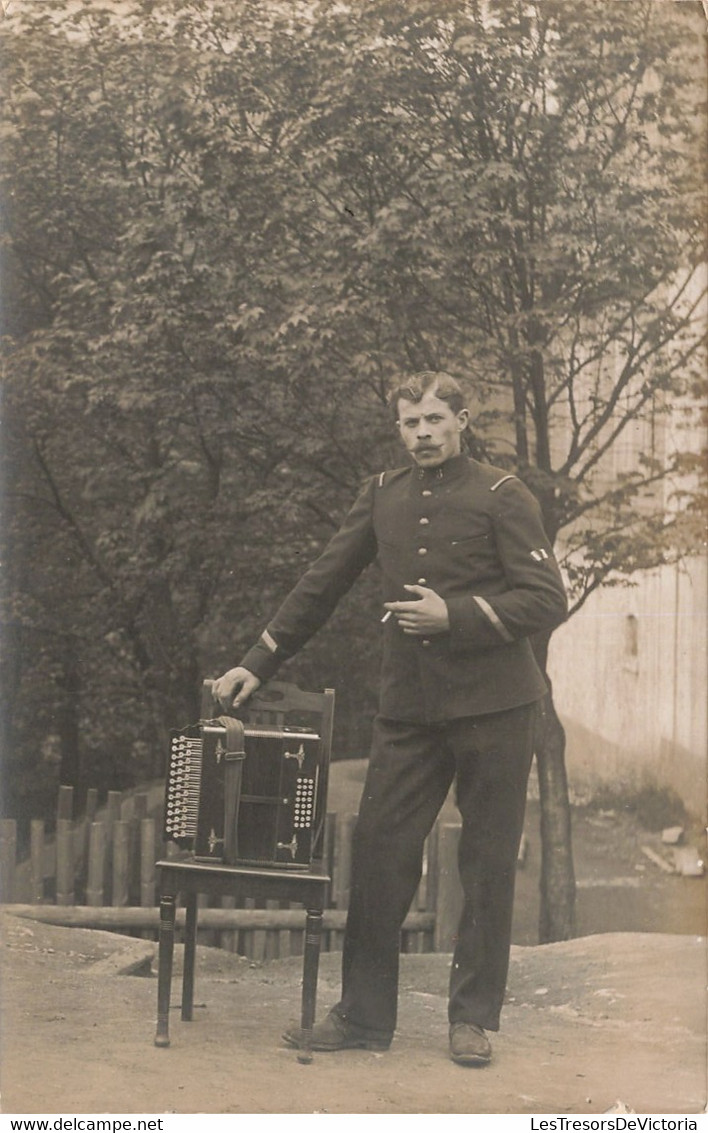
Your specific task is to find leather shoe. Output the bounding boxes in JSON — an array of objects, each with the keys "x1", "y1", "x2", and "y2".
[
  {"x1": 282, "y1": 1010, "x2": 392, "y2": 1052},
  {"x1": 449, "y1": 1022, "x2": 492, "y2": 1066}
]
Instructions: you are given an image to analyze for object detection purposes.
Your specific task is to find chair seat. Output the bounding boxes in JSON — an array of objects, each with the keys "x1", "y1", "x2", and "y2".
[{"x1": 156, "y1": 856, "x2": 331, "y2": 911}]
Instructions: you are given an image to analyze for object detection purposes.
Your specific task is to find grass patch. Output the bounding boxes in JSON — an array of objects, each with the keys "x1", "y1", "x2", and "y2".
[{"x1": 587, "y1": 784, "x2": 690, "y2": 832}]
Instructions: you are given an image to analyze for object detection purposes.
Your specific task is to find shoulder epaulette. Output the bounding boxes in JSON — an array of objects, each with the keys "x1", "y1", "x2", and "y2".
[{"x1": 489, "y1": 474, "x2": 517, "y2": 492}]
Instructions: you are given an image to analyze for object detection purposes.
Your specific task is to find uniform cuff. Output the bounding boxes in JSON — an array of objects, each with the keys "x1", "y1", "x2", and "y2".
[
  {"x1": 446, "y1": 594, "x2": 512, "y2": 653},
  {"x1": 239, "y1": 640, "x2": 284, "y2": 682}
]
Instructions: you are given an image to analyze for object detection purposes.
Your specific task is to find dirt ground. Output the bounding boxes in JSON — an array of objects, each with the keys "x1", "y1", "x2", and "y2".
[{"x1": 1, "y1": 801, "x2": 706, "y2": 1116}]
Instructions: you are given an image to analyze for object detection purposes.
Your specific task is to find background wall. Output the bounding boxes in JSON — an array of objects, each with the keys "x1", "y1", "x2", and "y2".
[{"x1": 548, "y1": 555, "x2": 707, "y2": 820}]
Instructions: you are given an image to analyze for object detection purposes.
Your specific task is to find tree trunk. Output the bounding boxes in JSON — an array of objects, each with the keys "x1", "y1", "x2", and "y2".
[
  {"x1": 534, "y1": 690, "x2": 577, "y2": 942},
  {"x1": 531, "y1": 629, "x2": 577, "y2": 943},
  {"x1": 56, "y1": 638, "x2": 81, "y2": 792}
]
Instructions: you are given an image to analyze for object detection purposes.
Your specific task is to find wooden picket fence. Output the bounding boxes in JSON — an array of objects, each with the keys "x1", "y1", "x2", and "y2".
[{"x1": 0, "y1": 783, "x2": 466, "y2": 960}]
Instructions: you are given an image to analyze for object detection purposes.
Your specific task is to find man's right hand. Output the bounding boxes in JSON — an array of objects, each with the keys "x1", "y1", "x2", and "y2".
[{"x1": 212, "y1": 667, "x2": 262, "y2": 712}]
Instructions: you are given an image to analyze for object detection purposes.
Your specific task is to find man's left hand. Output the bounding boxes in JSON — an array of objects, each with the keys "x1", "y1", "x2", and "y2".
[{"x1": 384, "y1": 584, "x2": 450, "y2": 635}]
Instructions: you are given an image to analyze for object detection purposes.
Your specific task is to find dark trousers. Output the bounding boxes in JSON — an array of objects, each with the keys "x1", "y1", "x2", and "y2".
[{"x1": 334, "y1": 703, "x2": 535, "y2": 1038}]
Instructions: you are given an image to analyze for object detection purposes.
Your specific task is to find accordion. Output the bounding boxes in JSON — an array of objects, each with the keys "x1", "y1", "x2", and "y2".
[{"x1": 164, "y1": 715, "x2": 327, "y2": 869}]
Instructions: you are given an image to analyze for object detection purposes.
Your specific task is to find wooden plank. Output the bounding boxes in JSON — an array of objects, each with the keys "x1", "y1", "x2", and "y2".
[
  {"x1": 104, "y1": 791, "x2": 122, "y2": 900},
  {"x1": 139, "y1": 818, "x2": 156, "y2": 907},
  {"x1": 289, "y1": 900, "x2": 304, "y2": 957},
  {"x1": 133, "y1": 793, "x2": 148, "y2": 822},
  {"x1": 55, "y1": 819, "x2": 74, "y2": 906},
  {"x1": 5, "y1": 903, "x2": 434, "y2": 933},
  {"x1": 86, "y1": 822, "x2": 106, "y2": 907},
  {"x1": 250, "y1": 897, "x2": 267, "y2": 961},
  {"x1": 322, "y1": 812, "x2": 337, "y2": 951},
  {"x1": 323, "y1": 812, "x2": 337, "y2": 886},
  {"x1": 56, "y1": 785, "x2": 73, "y2": 821},
  {"x1": 73, "y1": 816, "x2": 90, "y2": 902},
  {"x1": 422, "y1": 823, "x2": 440, "y2": 953},
  {"x1": 219, "y1": 895, "x2": 237, "y2": 952},
  {"x1": 433, "y1": 822, "x2": 463, "y2": 953},
  {"x1": 129, "y1": 796, "x2": 148, "y2": 904},
  {"x1": 0, "y1": 819, "x2": 17, "y2": 904},
  {"x1": 85, "y1": 788, "x2": 99, "y2": 823},
  {"x1": 330, "y1": 811, "x2": 356, "y2": 950},
  {"x1": 111, "y1": 820, "x2": 130, "y2": 907},
  {"x1": 276, "y1": 899, "x2": 291, "y2": 960},
  {"x1": 30, "y1": 819, "x2": 45, "y2": 903},
  {"x1": 106, "y1": 791, "x2": 122, "y2": 826},
  {"x1": 264, "y1": 898, "x2": 280, "y2": 960}
]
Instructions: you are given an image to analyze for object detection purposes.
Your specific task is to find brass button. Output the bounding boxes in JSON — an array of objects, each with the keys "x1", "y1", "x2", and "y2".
[
  {"x1": 419, "y1": 517, "x2": 429, "y2": 525},
  {"x1": 417, "y1": 578, "x2": 427, "y2": 585},
  {"x1": 421, "y1": 489, "x2": 432, "y2": 497},
  {"x1": 418, "y1": 547, "x2": 428, "y2": 555},
  {"x1": 422, "y1": 639, "x2": 431, "y2": 647}
]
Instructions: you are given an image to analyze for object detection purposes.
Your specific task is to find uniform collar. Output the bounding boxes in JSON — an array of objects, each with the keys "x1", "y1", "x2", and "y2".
[{"x1": 412, "y1": 452, "x2": 469, "y2": 483}]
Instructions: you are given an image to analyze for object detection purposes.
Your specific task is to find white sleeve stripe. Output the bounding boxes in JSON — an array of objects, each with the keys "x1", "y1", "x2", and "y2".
[
  {"x1": 489, "y1": 474, "x2": 517, "y2": 492},
  {"x1": 473, "y1": 596, "x2": 514, "y2": 643},
  {"x1": 261, "y1": 629, "x2": 278, "y2": 653}
]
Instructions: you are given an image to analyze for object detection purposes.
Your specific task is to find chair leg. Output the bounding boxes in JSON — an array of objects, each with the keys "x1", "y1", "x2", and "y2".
[
  {"x1": 155, "y1": 893, "x2": 176, "y2": 1047},
  {"x1": 298, "y1": 907, "x2": 324, "y2": 1064},
  {"x1": 181, "y1": 891, "x2": 198, "y2": 1022}
]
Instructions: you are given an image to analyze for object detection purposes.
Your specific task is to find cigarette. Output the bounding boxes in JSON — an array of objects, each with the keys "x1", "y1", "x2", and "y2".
[{"x1": 380, "y1": 610, "x2": 393, "y2": 623}]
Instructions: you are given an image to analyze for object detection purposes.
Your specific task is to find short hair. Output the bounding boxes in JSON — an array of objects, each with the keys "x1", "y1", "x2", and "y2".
[{"x1": 387, "y1": 371, "x2": 467, "y2": 420}]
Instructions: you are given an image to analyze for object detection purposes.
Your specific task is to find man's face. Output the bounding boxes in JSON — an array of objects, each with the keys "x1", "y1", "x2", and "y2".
[{"x1": 396, "y1": 389, "x2": 469, "y2": 468}]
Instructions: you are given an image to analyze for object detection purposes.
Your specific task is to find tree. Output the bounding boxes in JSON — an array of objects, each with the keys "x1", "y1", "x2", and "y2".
[{"x1": 2, "y1": 0, "x2": 705, "y2": 938}]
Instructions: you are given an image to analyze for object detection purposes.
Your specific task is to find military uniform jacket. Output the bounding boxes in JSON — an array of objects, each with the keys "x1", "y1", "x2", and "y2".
[{"x1": 240, "y1": 453, "x2": 568, "y2": 724}]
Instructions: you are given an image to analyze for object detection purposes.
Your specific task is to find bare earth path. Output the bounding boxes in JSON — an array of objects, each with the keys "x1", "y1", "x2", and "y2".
[{"x1": 1, "y1": 914, "x2": 705, "y2": 1115}]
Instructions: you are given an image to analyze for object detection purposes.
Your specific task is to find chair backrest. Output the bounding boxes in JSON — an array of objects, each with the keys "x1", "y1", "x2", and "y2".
[{"x1": 200, "y1": 679, "x2": 335, "y2": 863}]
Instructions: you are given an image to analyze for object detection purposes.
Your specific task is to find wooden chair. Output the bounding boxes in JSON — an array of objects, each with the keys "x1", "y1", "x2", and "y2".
[{"x1": 154, "y1": 680, "x2": 334, "y2": 1063}]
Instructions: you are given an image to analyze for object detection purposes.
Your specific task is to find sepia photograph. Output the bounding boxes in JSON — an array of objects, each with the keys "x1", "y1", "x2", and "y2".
[{"x1": 1, "y1": 0, "x2": 706, "y2": 1120}]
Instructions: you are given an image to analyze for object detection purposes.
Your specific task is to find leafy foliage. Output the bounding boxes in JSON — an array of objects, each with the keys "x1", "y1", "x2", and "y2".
[{"x1": 1, "y1": 0, "x2": 705, "y2": 819}]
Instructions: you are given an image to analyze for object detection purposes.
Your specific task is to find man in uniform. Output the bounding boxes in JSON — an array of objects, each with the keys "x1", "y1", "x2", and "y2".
[{"x1": 213, "y1": 371, "x2": 567, "y2": 1065}]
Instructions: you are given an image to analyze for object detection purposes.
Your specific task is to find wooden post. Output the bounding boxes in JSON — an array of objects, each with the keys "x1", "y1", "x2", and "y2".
[
  {"x1": 433, "y1": 822, "x2": 463, "y2": 953},
  {"x1": 106, "y1": 790, "x2": 122, "y2": 826},
  {"x1": 104, "y1": 791, "x2": 121, "y2": 901},
  {"x1": 0, "y1": 819, "x2": 17, "y2": 904},
  {"x1": 276, "y1": 899, "x2": 290, "y2": 960},
  {"x1": 423, "y1": 822, "x2": 440, "y2": 953},
  {"x1": 324, "y1": 812, "x2": 337, "y2": 878},
  {"x1": 131, "y1": 794, "x2": 148, "y2": 905},
  {"x1": 86, "y1": 822, "x2": 106, "y2": 907},
  {"x1": 264, "y1": 898, "x2": 281, "y2": 960},
  {"x1": 55, "y1": 818, "x2": 74, "y2": 905},
  {"x1": 81, "y1": 790, "x2": 100, "y2": 901},
  {"x1": 321, "y1": 812, "x2": 337, "y2": 951},
  {"x1": 112, "y1": 820, "x2": 130, "y2": 907},
  {"x1": 30, "y1": 819, "x2": 45, "y2": 903},
  {"x1": 330, "y1": 812, "x2": 356, "y2": 950},
  {"x1": 139, "y1": 818, "x2": 156, "y2": 908},
  {"x1": 220, "y1": 895, "x2": 237, "y2": 953},
  {"x1": 287, "y1": 900, "x2": 304, "y2": 957},
  {"x1": 73, "y1": 815, "x2": 90, "y2": 903},
  {"x1": 56, "y1": 785, "x2": 74, "y2": 821},
  {"x1": 85, "y1": 788, "x2": 99, "y2": 823}
]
